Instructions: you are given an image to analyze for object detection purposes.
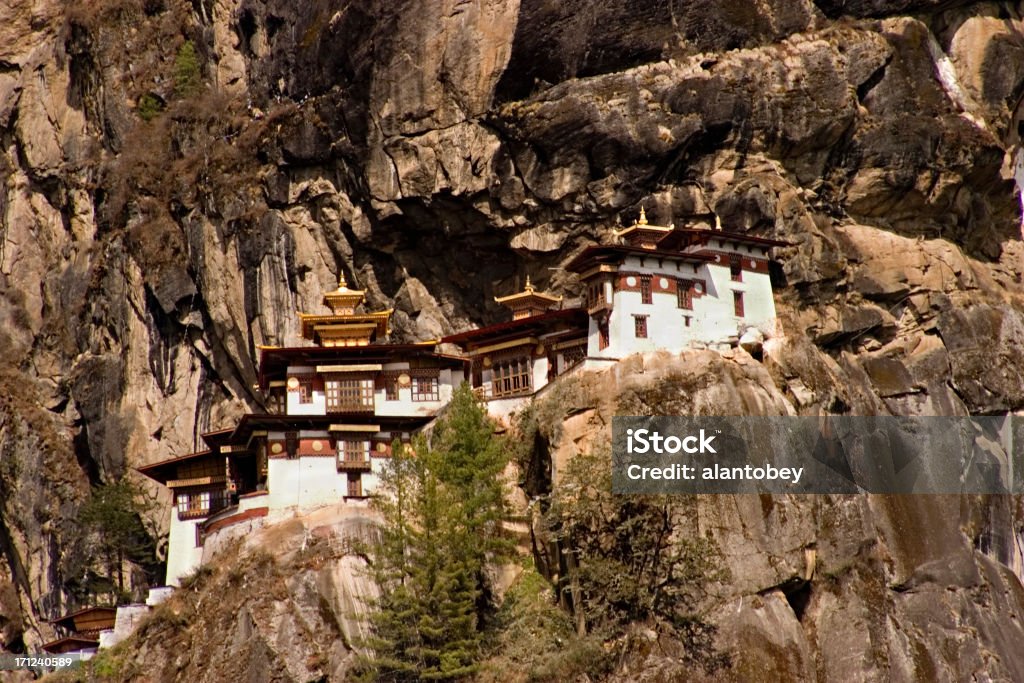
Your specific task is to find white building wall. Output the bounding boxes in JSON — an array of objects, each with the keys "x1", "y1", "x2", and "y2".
[
  {"x1": 484, "y1": 395, "x2": 533, "y2": 423},
  {"x1": 286, "y1": 365, "x2": 327, "y2": 416},
  {"x1": 267, "y1": 457, "x2": 346, "y2": 511},
  {"x1": 586, "y1": 249, "x2": 777, "y2": 359},
  {"x1": 532, "y1": 356, "x2": 549, "y2": 393},
  {"x1": 165, "y1": 515, "x2": 204, "y2": 586}
]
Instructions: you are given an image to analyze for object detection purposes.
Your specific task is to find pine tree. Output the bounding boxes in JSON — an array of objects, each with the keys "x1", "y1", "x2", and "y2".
[
  {"x1": 363, "y1": 384, "x2": 509, "y2": 681},
  {"x1": 72, "y1": 478, "x2": 160, "y2": 602}
]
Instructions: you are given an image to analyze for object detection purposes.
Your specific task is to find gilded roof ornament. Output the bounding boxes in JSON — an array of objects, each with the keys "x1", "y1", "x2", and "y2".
[
  {"x1": 323, "y1": 271, "x2": 366, "y2": 315},
  {"x1": 494, "y1": 276, "x2": 562, "y2": 320},
  {"x1": 612, "y1": 206, "x2": 673, "y2": 248}
]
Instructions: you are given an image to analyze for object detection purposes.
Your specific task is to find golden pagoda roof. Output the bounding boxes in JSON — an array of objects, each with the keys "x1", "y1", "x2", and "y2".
[
  {"x1": 297, "y1": 310, "x2": 392, "y2": 345},
  {"x1": 493, "y1": 276, "x2": 562, "y2": 307},
  {"x1": 297, "y1": 268, "x2": 393, "y2": 345},
  {"x1": 612, "y1": 206, "x2": 674, "y2": 247}
]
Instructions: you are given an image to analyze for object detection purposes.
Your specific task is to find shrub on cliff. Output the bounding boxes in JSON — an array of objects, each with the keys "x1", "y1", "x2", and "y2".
[
  {"x1": 172, "y1": 40, "x2": 202, "y2": 98},
  {"x1": 546, "y1": 446, "x2": 731, "y2": 675}
]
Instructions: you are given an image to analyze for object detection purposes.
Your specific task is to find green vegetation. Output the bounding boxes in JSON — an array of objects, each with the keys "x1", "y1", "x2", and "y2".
[
  {"x1": 66, "y1": 479, "x2": 161, "y2": 604},
  {"x1": 172, "y1": 40, "x2": 202, "y2": 98},
  {"x1": 546, "y1": 446, "x2": 731, "y2": 675},
  {"x1": 363, "y1": 385, "x2": 729, "y2": 680},
  {"x1": 136, "y1": 92, "x2": 164, "y2": 121},
  {"x1": 361, "y1": 384, "x2": 509, "y2": 681},
  {"x1": 477, "y1": 559, "x2": 609, "y2": 683}
]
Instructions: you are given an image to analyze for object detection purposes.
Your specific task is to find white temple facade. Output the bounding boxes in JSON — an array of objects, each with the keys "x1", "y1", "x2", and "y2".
[{"x1": 567, "y1": 208, "x2": 786, "y2": 363}]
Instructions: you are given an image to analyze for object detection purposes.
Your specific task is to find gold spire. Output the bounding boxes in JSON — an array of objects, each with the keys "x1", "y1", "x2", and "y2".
[
  {"x1": 323, "y1": 272, "x2": 366, "y2": 316},
  {"x1": 638, "y1": 206, "x2": 648, "y2": 225}
]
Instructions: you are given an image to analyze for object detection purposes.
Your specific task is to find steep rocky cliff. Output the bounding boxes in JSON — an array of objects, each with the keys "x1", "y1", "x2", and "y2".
[{"x1": 2, "y1": 0, "x2": 1024, "y2": 679}]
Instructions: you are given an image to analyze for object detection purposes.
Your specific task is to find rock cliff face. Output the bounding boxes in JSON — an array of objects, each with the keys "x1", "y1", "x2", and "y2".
[{"x1": 2, "y1": 0, "x2": 1024, "y2": 678}]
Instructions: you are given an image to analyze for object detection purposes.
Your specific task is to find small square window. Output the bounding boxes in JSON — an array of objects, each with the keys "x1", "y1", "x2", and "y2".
[{"x1": 412, "y1": 376, "x2": 439, "y2": 402}]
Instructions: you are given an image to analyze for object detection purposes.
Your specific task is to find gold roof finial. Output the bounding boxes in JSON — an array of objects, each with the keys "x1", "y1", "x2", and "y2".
[
  {"x1": 323, "y1": 270, "x2": 366, "y2": 315},
  {"x1": 612, "y1": 205, "x2": 672, "y2": 247},
  {"x1": 524, "y1": 275, "x2": 534, "y2": 292}
]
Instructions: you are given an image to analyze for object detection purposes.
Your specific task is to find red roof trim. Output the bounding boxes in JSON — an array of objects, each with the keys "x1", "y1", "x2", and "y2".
[
  {"x1": 564, "y1": 245, "x2": 714, "y2": 272},
  {"x1": 441, "y1": 308, "x2": 588, "y2": 345}
]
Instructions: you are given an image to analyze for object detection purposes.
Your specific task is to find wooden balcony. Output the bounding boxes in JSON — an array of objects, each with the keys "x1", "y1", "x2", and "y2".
[
  {"x1": 326, "y1": 403, "x2": 375, "y2": 414},
  {"x1": 338, "y1": 458, "x2": 372, "y2": 472}
]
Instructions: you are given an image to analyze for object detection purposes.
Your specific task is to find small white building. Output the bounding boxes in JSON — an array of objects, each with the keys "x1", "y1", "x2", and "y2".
[
  {"x1": 442, "y1": 278, "x2": 589, "y2": 420},
  {"x1": 566, "y1": 208, "x2": 787, "y2": 363}
]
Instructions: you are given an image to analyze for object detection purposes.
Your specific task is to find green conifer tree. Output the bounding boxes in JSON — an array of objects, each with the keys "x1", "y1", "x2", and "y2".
[
  {"x1": 173, "y1": 40, "x2": 202, "y2": 98},
  {"x1": 363, "y1": 384, "x2": 509, "y2": 681}
]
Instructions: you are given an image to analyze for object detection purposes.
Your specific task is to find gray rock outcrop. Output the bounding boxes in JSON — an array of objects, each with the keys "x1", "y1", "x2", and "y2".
[{"x1": 0, "y1": 0, "x2": 1023, "y2": 679}]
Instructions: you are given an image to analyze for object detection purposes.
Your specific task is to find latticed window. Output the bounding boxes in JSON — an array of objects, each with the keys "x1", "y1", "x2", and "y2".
[
  {"x1": 640, "y1": 275, "x2": 652, "y2": 304},
  {"x1": 562, "y1": 344, "x2": 586, "y2": 372},
  {"x1": 341, "y1": 439, "x2": 370, "y2": 464},
  {"x1": 412, "y1": 376, "x2": 439, "y2": 402},
  {"x1": 325, "y1": 377, "x2": 374, "y2": 412},
  {"x1": 676, "y1": 279, "x2": 693, "y2": 310},
  {"x1": 730, "y1": 254, "x2": 743, "y2": 282},
  {"x1": 266, "y1": 389, "x2": 285, "y2": 414},
  {"x1": 176, "y1": 489, "x2": 229, "y2": 520},
  {"x1": 492, "y1": 357, "x2": 531, "y2": 397},
  {"x1": 297, "y1": 381, "x2": 313, "y2": 404},
  {"x1": 634, "y1": 315, "x2": 648, "y2": 339}
]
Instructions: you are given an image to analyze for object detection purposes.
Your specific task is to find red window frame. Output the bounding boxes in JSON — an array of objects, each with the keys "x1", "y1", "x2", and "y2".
[
  {"x1": 730, "y1": 254, "x2": 743, "y2": 282},
  {"x1": 676, "y1": 279, "x2": 692, "y2": 310},
  {"x1": 634, "y1": 315, "x2": 648, "y2": 339}
]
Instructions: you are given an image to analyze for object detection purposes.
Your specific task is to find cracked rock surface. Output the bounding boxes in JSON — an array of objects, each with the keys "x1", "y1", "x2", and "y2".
[{"x1": 1, "y1": 0, "x2": 1024, "y2": 678}]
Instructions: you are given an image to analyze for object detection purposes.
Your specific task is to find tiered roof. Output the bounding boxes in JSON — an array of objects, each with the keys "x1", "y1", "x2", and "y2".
[
  {"x1": 297, "y1": 274, "x2": 392, "y2": 346},
  {"x1": 493, "y1": 276, "x2": 562, "y2": 320}
]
